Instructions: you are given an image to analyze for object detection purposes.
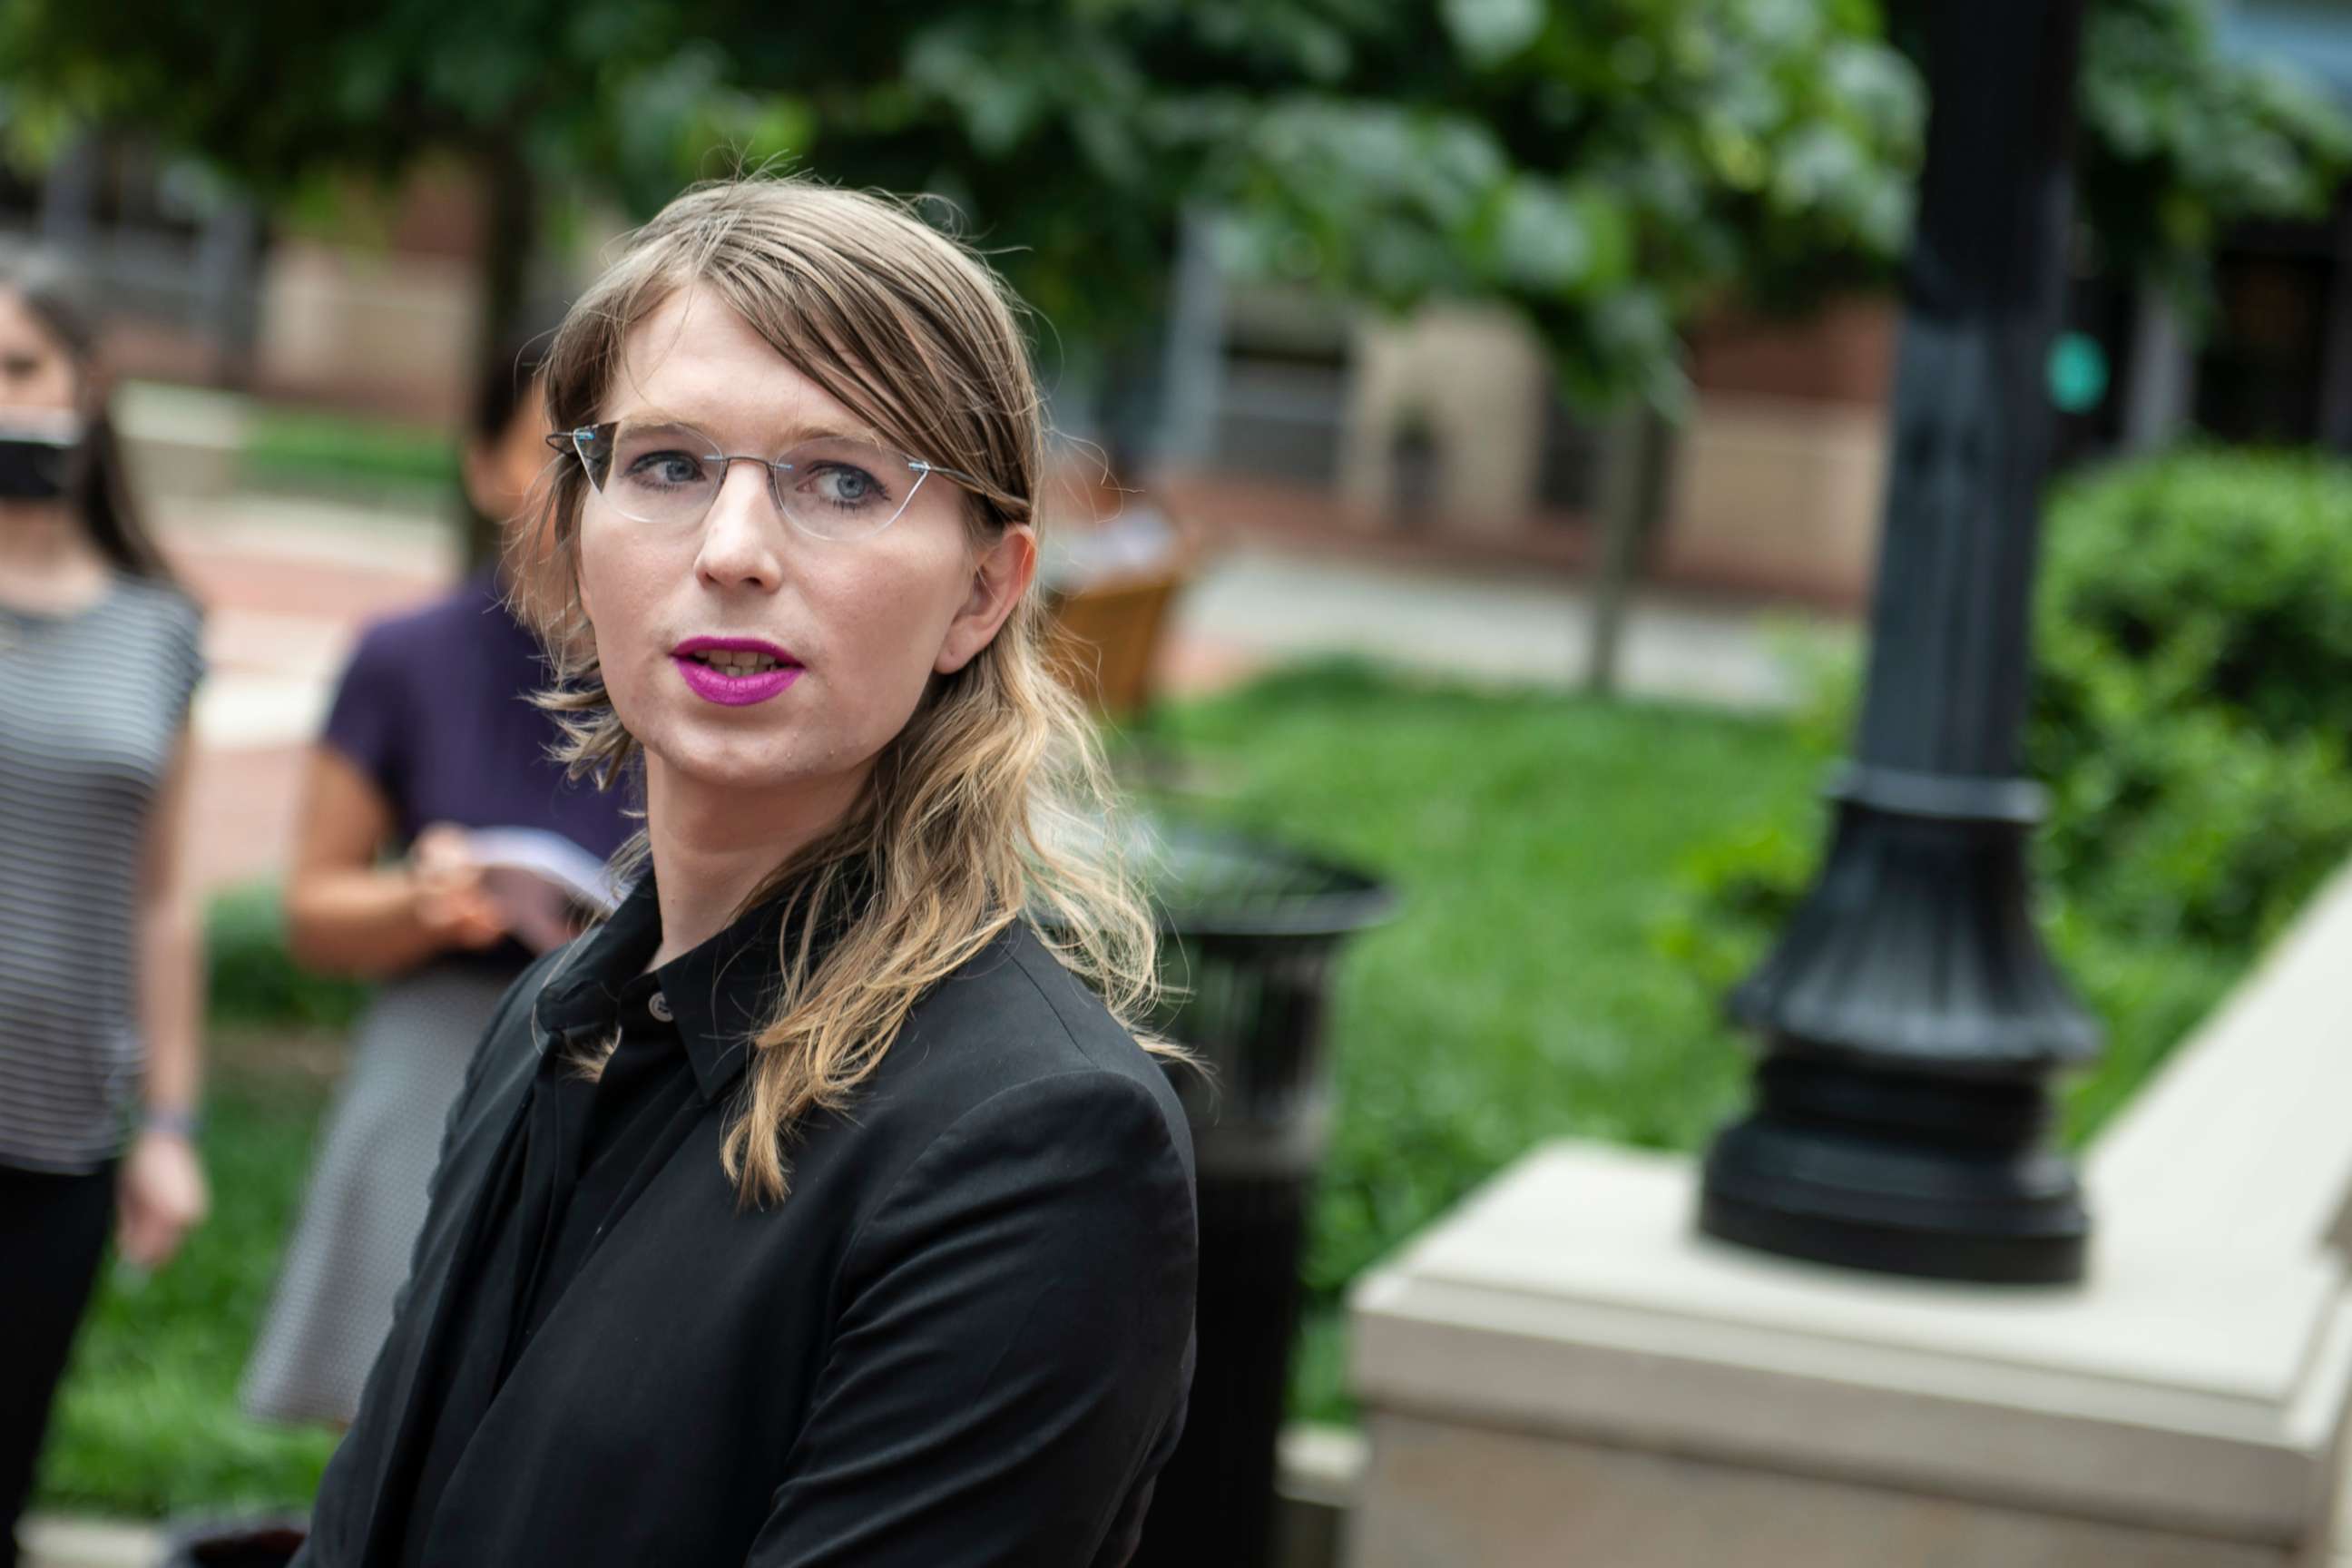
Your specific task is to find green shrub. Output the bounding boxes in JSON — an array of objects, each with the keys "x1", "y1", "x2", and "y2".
[
  {"x1": 206, "y1": 882, "x2": 369, "y2": 1031},
  {"x1": 240, "y1": 407, "x2": 458, "y2": 500},
  {"x1": 1658, "y1": 449, "x2": 2352, "y2": 1141},
  {"x1": 36, "y1": 886, "x2": 362, "y2": 1514},
  {"x1": 2034, "y1": 452, "x2": 2352, "y2": 947}
]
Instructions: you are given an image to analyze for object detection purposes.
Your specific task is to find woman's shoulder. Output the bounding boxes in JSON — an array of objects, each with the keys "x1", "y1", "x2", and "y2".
[
  {"x1": 327, "y1": 581, "x2": 516, "y2": 732},
  {"x1": 903, "y1": 918, "x2": 1169, "y2": 1085},
  {"x1": 854, "y1": 918, "x2": 1191, "y2": 1175},
  {"x1": 347, "y1": 579, "x2": 500, "y2": 664},
  {"x1": 105, "y1": 573, "x2": 202, "y2": 639},
  {"x1": 98, "y1": 577, "x2": 204, "y2": 700}
]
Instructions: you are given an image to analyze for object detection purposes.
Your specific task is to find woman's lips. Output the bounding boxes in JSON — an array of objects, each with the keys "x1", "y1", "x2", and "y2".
[
  {"x1": 671, "y1": 635, "x2": 802, "y2": 706},
  {"x1": 671, "y1": 653, "x2": 803, "y2": 706}
]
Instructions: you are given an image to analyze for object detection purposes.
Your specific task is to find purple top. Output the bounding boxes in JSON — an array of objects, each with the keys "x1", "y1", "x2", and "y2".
[{"x1": 322, "y1": 572, "x2": 632, "y2": 862}]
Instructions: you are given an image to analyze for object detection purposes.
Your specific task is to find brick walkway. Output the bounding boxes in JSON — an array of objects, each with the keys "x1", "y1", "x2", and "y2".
[{"x1": 163, "y1": 494, "x2": 456, "y2": 895}]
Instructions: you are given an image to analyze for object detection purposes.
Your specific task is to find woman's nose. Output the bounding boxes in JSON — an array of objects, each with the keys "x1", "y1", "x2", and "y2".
[{"x1": 692, "y1": 460, "x2": 788, "y2": 591}]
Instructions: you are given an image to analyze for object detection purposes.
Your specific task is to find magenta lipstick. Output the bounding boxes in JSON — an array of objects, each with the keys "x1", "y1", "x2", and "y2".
[{"x1": 671, "y1": 636, "x2": 803, "y2": 707}]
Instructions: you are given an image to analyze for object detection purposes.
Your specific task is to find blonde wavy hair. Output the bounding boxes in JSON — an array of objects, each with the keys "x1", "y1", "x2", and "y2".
[{"x1": 513, "y1": 176, "x2": 1170, "y2": 1206}]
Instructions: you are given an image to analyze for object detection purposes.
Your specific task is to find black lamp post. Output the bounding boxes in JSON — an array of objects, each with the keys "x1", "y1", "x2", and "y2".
[{"x1": 1698, "y1": 0, "x2": 2102, "y2": 1286}]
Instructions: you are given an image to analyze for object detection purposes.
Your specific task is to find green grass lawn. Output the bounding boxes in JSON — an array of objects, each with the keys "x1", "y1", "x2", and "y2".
[
  {"x1": 37, "y1": 1034, "x2": 341, "y2": 1518},
  {"x1": 36, "y1": 662, "x2": 1833, "y2": 1512},
  {"x1": 1138, "y1": 662, "x2": 1827, "y2": 1421}
]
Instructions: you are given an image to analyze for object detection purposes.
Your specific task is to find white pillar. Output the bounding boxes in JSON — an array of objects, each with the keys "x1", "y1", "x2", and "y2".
[{"x1": 1347, "y1": 862, "x2": 2352, "y2": 1568}]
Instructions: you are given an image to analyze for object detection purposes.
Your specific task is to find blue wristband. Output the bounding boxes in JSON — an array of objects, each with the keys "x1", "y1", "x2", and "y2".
[{"x1": 143, "y1": 1107, "x2": 201, "y2": 1141}]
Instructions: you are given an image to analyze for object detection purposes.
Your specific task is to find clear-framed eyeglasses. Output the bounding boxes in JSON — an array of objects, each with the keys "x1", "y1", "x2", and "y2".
[{"x1": 546, "y1": 419, "x2": 985, "y2": 543}]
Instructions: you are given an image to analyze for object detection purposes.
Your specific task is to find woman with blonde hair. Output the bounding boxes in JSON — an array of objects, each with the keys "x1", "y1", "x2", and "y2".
[{"x1": 292, "y1": 176, "x2": 1197, "y2": 1568}]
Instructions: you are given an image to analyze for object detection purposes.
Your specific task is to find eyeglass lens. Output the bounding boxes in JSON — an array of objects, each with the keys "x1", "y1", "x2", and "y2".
[{"x1": 580, "y1": 421, "x2": 928, "y2": 540}]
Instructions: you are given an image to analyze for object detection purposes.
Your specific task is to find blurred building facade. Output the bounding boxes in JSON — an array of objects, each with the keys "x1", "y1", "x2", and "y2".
[
  {"x1": 1, "y1": 143, "x2": 495, "y2": 425},
  {"x1": 1152, "y1": 219, "x2": 1896, "y2": 609}
]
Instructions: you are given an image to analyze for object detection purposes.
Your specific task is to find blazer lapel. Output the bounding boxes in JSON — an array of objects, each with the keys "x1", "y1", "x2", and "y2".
[
  {"x1": 352, "y1": 1025, "x2": 546, "y2": 1565},
  {"x1": 406, "y1": 1090, "x2": 729, "y2": 1560}
]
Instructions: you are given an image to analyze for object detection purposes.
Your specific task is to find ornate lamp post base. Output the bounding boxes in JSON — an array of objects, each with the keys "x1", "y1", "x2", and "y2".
[
  {"x1": 1701, "y1": 776, "x2": 2099, "y2": 1284},
  {"x1": 1700, "y1": 1058, "x2": 2089, "y2": 1285}
]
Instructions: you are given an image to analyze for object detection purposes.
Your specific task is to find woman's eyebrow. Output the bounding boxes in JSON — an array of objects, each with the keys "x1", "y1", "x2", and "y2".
[
  {"x1": 773, "y1": 421, "x2": 880, "y2": 446},
  {"x1": 607, "y1": 408, "x2": 887, "y2": 448}
]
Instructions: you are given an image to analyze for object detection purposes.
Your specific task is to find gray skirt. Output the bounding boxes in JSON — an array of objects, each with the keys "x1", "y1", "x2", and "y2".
[{"x1": 240, "y1": 960, "x2": 523, "y2": 1426}]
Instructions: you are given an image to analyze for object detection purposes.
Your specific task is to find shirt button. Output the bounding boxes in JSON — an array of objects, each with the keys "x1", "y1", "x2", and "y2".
[{"x1": 647, "y1": 990, "x2": 673, "y2": 1024}]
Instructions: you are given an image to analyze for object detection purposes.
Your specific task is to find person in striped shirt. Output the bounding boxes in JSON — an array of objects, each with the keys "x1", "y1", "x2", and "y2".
[{"x1": 0, "y1": 251, "x2": 208, "y2": 1567}]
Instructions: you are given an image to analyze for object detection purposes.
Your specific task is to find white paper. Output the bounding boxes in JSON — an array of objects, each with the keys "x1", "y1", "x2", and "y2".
[{"x1": 463, "y1": 828, "x2": 625, "y2": 954}]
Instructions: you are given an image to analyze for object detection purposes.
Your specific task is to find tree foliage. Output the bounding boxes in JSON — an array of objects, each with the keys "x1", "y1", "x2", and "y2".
[
  {"x1": 2075, "y1": 0, "x2": 2352, "y2": 309},
  {"x1": 0, "y1": 0, "x2": 2344, "y2": 406}
]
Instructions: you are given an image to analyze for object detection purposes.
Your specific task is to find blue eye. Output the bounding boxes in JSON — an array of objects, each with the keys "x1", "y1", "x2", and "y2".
[
  {"x1": 628, "y1": 451, "x2": 708, "y2": 490},
  {"x1": 812, "y1": 465, "x2": 887, "y2": 508}
]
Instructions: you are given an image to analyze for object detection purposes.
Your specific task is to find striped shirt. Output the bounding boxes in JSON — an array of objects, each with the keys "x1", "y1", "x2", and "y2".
[{"x1": 0, "y1": 573, "x2": 204, "y2": 1173}]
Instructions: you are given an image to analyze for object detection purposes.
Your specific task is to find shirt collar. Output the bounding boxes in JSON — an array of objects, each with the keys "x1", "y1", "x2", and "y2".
[{"x1": 532, "y1": 869, "x2": 806, "y2": 1103}]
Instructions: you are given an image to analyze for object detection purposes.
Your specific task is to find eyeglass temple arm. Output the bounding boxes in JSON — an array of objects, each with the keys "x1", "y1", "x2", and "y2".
[{"x1": 908, "y1": 458, "x2": 986, "y2": 492}]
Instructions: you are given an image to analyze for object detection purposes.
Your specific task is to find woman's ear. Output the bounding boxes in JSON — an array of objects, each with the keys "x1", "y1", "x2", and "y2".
[
  {"x1": 460, "y1": 439, "x2": 504, "y2": 523},
  {"x1": 936, "y1": 524, "x2": 1037, "y2": 675}
]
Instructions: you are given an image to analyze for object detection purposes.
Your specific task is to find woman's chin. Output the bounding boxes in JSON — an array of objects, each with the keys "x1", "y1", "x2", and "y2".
[
  {"x1": 658, "y1": 750, "x2": 799, "y2": 797},
  {"x1": 642, "y1": 730, "x2": 838, "y2": 803}
]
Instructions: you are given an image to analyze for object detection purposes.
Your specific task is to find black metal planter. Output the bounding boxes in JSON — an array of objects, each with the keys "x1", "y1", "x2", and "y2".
[
  {"x1": 159, "y1": 1517, "x2": 308, "y2": 1567},
  {"x1": 1118, "y1": 815, "x2": 1396, "y2": 1568}
]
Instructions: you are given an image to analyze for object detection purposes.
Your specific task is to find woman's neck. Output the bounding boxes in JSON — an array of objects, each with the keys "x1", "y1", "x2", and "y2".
[
  {"x1": 641, "y1": 762, "x2": 867, "y2": 969},
  {"x1": 0, "y1": 503, "x2": 110, "y2": 611}
]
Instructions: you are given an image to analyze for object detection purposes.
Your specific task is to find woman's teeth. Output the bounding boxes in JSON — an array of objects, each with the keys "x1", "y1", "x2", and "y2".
[{"x1": 692, "y1": 650, "x2": 784, "y2": 673}]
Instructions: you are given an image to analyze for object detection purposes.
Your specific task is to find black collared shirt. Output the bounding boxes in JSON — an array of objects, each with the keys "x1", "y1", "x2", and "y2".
[
  {"x1": 391, "y1": 881, "x2": 800, "y2": 1567},
  {"x1": 306, "y1": 869, "x2": 1198, "y2": 1568}
]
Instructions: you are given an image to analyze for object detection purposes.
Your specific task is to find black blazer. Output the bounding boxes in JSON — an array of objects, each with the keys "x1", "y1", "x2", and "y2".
[{"x1": 293, "y1": 904, "x2": 1198, "y2": 1567}]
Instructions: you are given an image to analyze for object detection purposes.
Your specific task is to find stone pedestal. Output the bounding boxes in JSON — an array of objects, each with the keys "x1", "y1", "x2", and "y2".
[
  {"x1": 1357, "y1": 1414, "x2": 2300, "y2": 1568},
  {"x1": 1348, "y1": 865, "x2": 2352, "y2": 1568}
]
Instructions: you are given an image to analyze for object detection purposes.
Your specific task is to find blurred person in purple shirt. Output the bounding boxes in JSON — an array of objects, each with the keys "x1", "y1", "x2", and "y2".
[{"x1": 240, "y1": 337, "x2": 632, "y2": 1428}]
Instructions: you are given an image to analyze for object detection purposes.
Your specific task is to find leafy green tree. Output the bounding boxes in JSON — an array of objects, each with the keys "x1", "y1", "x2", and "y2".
[
  {"x1": 1, "y1": 0, "x2": 2343, "y2": 412},
  {"x1": 667, "y1": 0, "x2": 1926, "y2": 407},
  {"x1": 0, "y1": 0, "x2": 695, "y2": 429},
  {"x1": 2075, "y1": 0, "x2": 2352, "y2": 308}
]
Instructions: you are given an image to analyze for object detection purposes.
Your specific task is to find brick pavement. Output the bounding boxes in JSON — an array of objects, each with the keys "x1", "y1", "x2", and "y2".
[
  {"x1": 161, "y1": 495, "x2": 456, "y2": 895},
  {"x1": 185, "y1": 744, "x2": 309, "y2": 897}
]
